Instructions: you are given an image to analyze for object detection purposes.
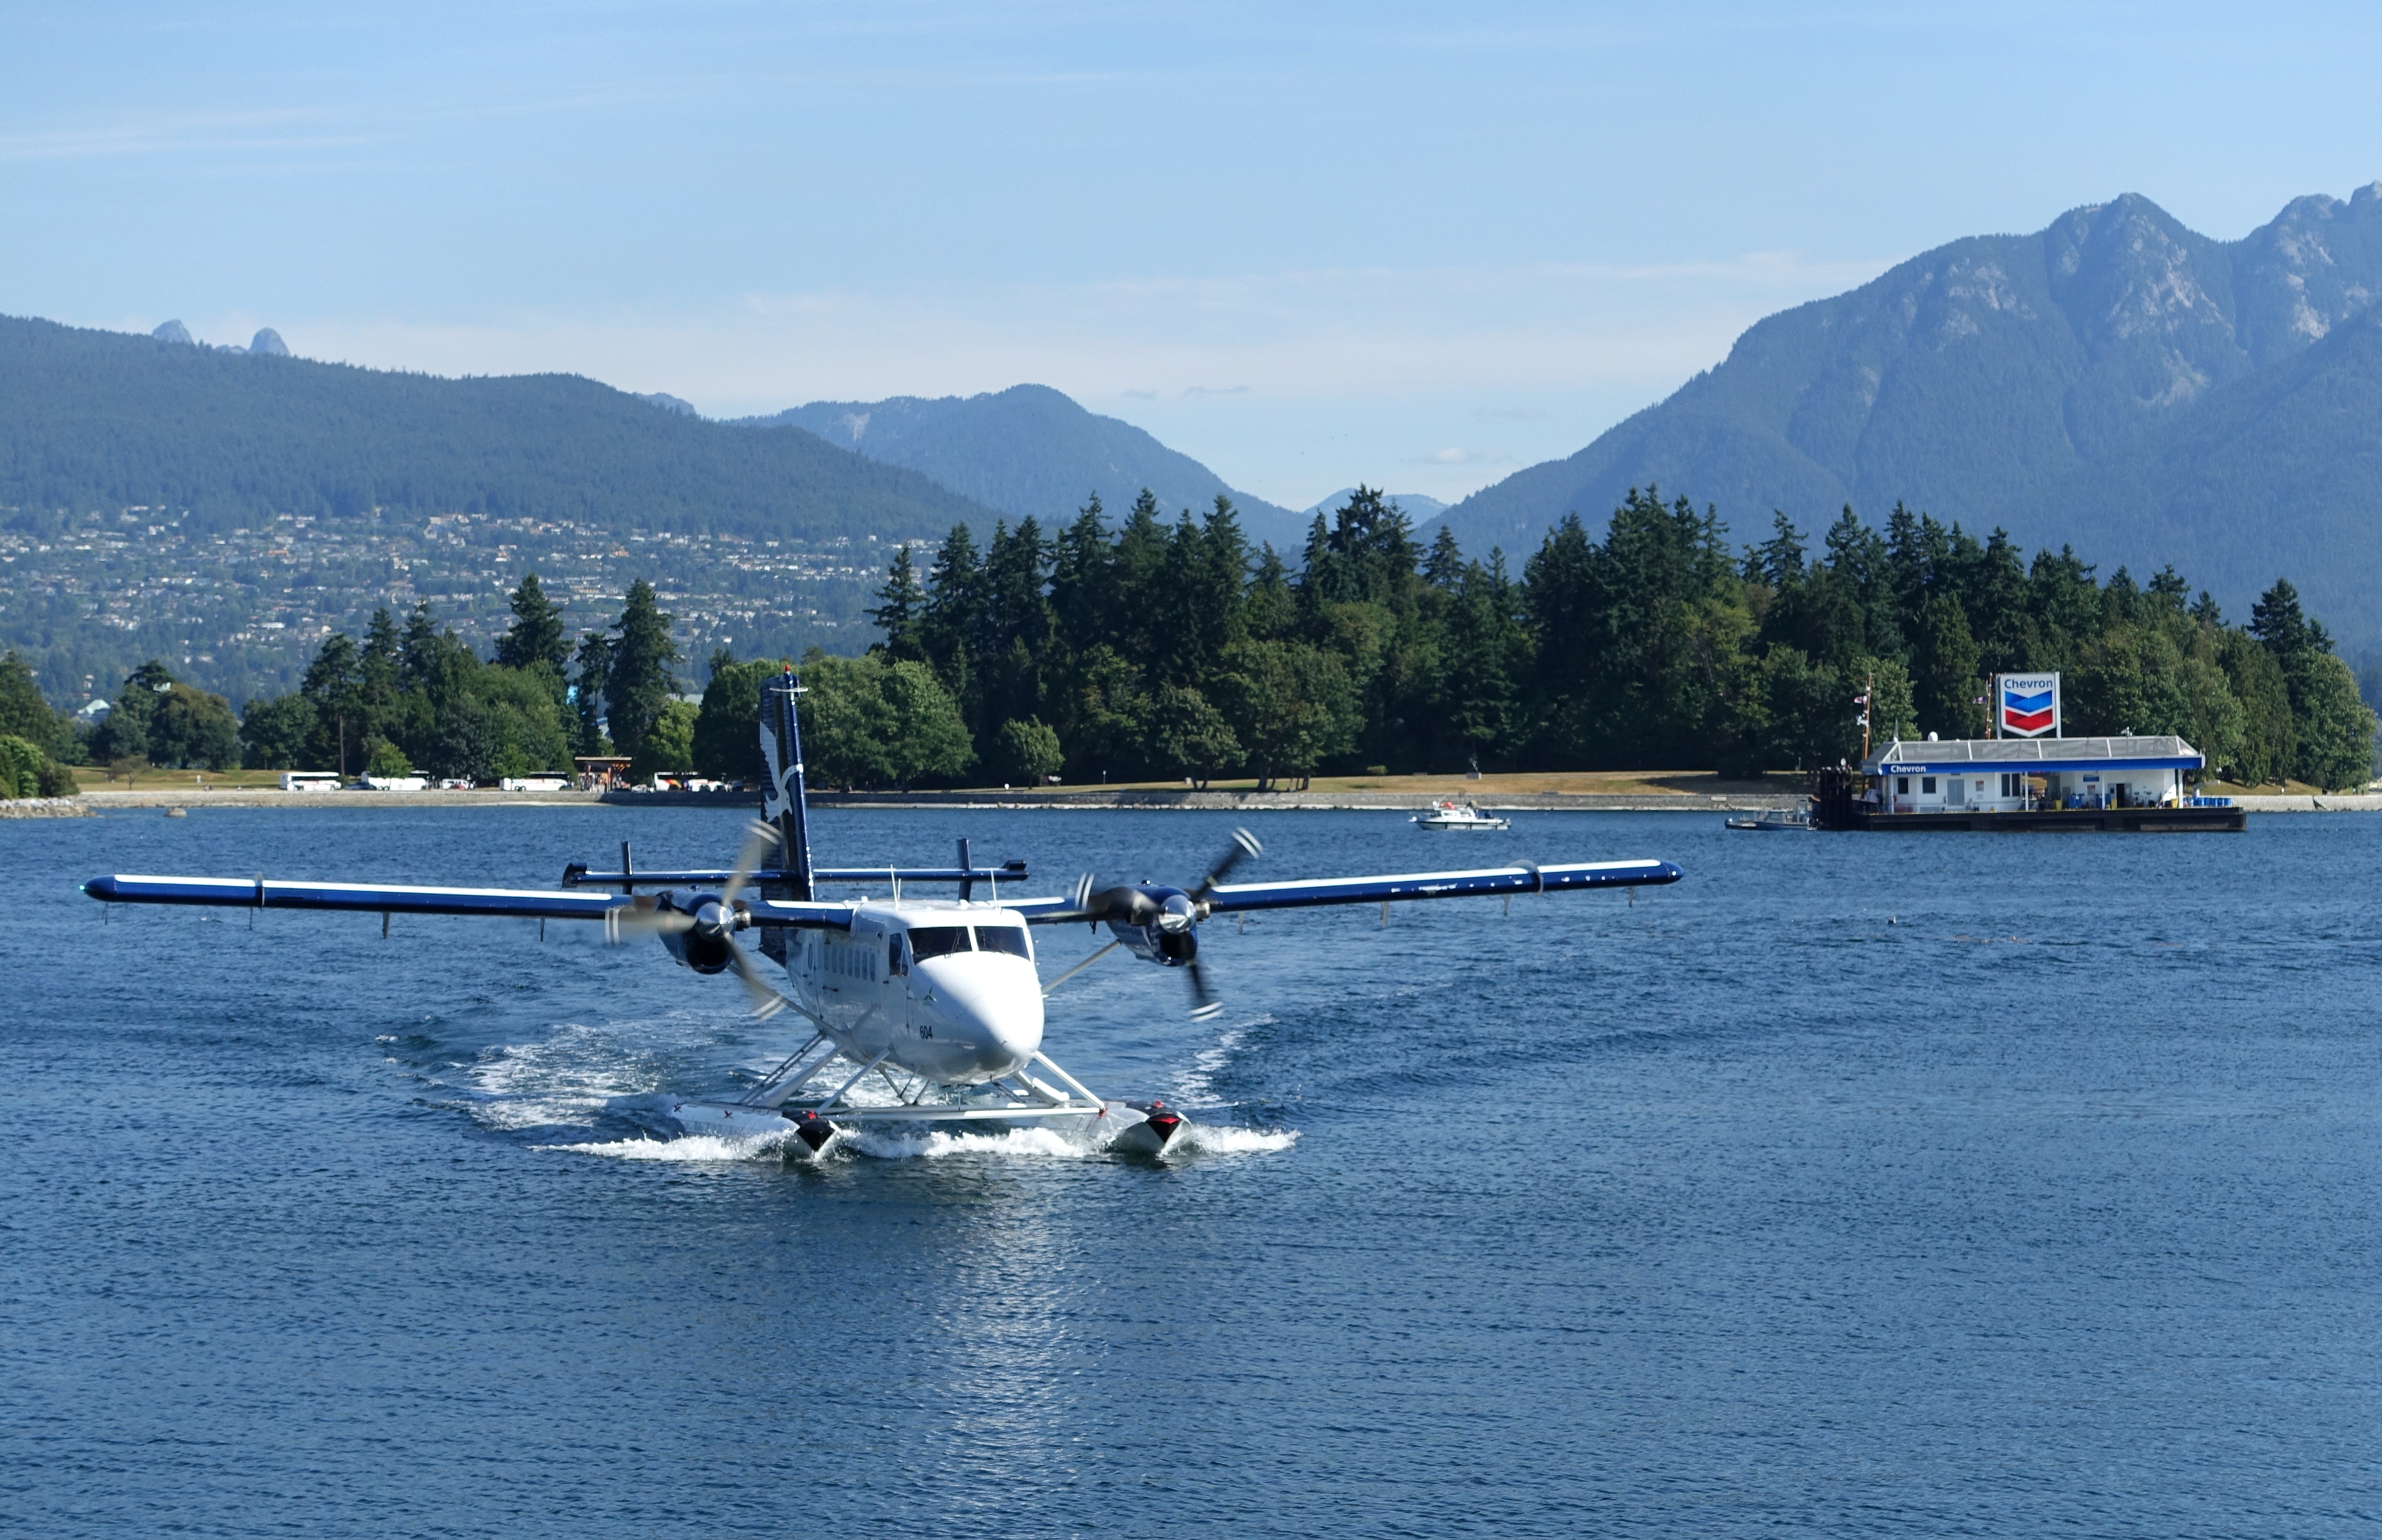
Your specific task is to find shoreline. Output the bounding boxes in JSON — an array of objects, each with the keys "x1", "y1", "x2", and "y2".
[
  {"x1": 66, "y1": 786, "x2": 1808, "y2": 813},
  {"x1": 35, "y1": 789, "x2": 2382, "y2": 815}
]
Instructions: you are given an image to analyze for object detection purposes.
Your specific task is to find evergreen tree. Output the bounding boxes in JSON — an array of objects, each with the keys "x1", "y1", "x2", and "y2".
[
  {"x1": 919, "y1": 523, "x2": 982, "y2": 707},
  {"x1": 1049, "y1": 494, "x2": 1117, "y2": 657},
  {"x1": 602, "y1": 579, "x2": 682, "y2": 760},
  {"x1": 298, "y1": 636, "x2": 362, "y2": 774},
  {"x1": 0, "y1": 652, "x2": 63, "y2": 756},
  {"x1": 865, "y1": 545, "x2": 928, "y2": 663},
  {"x1": 2250, "y1": 578, "x2": 2328, "y2": 659},
  {"x1": 1747, "y1": 512, "x2": 1806, "y2": 589},
  {"x1": 2290, "y1": 653, "x2": 2378, "y2": 790},
  {"x1": 496, "y1": 572, "x2": 571, "y2": 673},
  {"x1": 571, "y1": 631, "x2": 613, "y2": 756},
  {"x1": 1912, "y1": 593, "x2": 1985, "y2": 738}
]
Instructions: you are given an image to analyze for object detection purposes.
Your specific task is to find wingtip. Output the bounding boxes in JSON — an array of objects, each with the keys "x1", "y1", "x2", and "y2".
[{"x1": 82, "y1": 875, "x2": 117, "y2": 902}]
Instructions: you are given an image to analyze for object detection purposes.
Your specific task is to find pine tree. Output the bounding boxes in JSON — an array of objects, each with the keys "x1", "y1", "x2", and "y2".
[
  {"x1": 496, "y1": 572, "x2": 570, "y2": 673},
  {"x1": 1913, "y1": 593, "x2": 1985, "y2": 738},
  {"x1": 864, "y1": 545, "x2": 928, "y2": 662},
  {"x1": 602, "y1": 579, "x2": 681, "y2": 760},
  {"x1": 919, "y1": 523, "x2": 982, "y2": 706},
  {"x1": 571, "y1": 632, "x2": 613, "y2": 756},
  {"x1": 2250, "y1": 578, "x2": 2329, "y2": 659}
]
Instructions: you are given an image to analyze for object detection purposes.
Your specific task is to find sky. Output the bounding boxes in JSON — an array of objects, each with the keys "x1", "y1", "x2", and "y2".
[{"x1": 6, "y1": 1, "x2": 2382, "y2": 509}]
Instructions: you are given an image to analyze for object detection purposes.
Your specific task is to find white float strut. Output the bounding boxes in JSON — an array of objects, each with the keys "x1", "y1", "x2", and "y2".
[
  {"x1": 740, "y1": 1031, "x2": 826, "y2": 1105},
  {"x1": 753, "y1": 1040, "x2": 847, "y2": 1108},
  {"x1": 813, "y1": 1048, "x2": 894, "y2": 1112},
  {"x1": 1028, "y1": 1051, "x2": 1104, "y2": 1106},
  {"x1": 1041, "y1": 940, "x2": 1122, "y2": 996}
]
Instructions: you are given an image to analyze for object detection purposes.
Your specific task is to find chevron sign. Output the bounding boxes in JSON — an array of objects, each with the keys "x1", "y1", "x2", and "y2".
[{"x1": 1998, "y1": 673, "x2": 2059, "y2": 738}]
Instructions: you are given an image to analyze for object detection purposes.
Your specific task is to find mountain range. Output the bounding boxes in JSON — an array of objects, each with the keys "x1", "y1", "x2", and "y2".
[
  {"x1": 1441, "y1": 184, "x2": 2382, "y2": 647},
  {"x1": 0, "y1": 315, "x2": 995, "y2": 542},
  {"x1": 733, "y1": 385, "x2": 1307, "y2": 549}
]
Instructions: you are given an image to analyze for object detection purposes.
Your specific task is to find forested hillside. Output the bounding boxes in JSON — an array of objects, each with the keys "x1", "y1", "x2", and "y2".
[
  {"x1": 0, "y1": 314, "x2": 1006, "y2": 706},
  {"x1": 1441, "y1": 185, "x2": 2382, "y2": 648},
  {"x1": 738, "y1": 384, "x2": 1307, "y2": 550},
  {"x1": 0, "y1": 314, "x2": 990, "y2": 539}
]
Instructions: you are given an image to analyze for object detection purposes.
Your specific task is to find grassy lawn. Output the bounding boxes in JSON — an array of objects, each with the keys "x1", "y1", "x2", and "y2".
[{"x1": 72, "y1": 766, "x2": 293, "y2": 792}]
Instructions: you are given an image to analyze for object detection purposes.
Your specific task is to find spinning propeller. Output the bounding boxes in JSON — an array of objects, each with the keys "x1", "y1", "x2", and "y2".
[
  {"x1": 1058, "y1": 827, "x2": 1262, "y2": 1019},
  {"x1": 605, "y1": 820, "x2": 796, "y2": 1019}
]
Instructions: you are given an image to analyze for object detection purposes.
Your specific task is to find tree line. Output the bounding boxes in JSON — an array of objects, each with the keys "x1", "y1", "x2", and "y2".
[
  {"x1": 817, "y1": 485, "x2": 2376, "y2": 792},
  {"x1": 8, "y1": 484, "x2": 2376, "y2": 796}
]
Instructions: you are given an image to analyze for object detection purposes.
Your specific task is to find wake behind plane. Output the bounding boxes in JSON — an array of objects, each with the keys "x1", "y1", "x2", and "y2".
[{"x1": 84, "y1": 672, "x2": 1684, "y2": 1156}]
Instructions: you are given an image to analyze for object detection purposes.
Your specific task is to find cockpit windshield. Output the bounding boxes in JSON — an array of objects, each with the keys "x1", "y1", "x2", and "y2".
[
  {"x1": 973, "y1": 926, "x2": 1031, "y2": 959},
  {"x1": 907, "y1": 926, "x2": 971, "y2": 958}
]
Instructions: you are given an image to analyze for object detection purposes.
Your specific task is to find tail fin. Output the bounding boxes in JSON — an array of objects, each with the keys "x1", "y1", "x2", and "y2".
[{"x1": 759, "y1": 669, "x2": 815, "y2": 901}]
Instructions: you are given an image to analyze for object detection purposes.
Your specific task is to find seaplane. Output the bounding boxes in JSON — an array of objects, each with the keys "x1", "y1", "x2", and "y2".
[{"x1": 82, "y1": 672, "x2": 1684, "y2": 1157}]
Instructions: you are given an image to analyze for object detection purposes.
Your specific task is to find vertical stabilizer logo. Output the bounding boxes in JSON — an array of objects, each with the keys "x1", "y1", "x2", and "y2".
[{"x1": 1998, "y1": 673, "x2": 2059, "y2": 738}]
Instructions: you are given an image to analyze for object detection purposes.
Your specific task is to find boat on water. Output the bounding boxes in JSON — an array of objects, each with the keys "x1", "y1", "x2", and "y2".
[
  {"x1": 1412, "y1": 800, "x2": 1510, "y2": 832},
  {"x1": 1724, "y1": 809, "x2": 1810, "y2": 831}
]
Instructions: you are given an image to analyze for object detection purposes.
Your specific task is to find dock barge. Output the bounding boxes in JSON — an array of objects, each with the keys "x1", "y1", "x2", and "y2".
[{"x1": 1809, "y1": 735, "x2": 2244, "y2": 832}]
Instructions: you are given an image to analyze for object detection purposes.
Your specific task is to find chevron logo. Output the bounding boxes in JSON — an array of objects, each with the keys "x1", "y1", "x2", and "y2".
[{"x1": 1998, "y1": 674, "x2": 2059, "y2": 738}]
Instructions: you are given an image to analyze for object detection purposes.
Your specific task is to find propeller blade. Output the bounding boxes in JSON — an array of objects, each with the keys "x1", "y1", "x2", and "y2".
[
  {"x1": 604, "y1": 895, "x2": 694, "y2": 944},
  {"x1": 724, "y1": 819, "x2": 782, "y2": 904},
  {"x1": 1186, "y1": 953, "x2": 1223, "y2": 1020},
  {"x1": 1190, "y1": 827, "x2": 1262, "y2": 903},
  {"x1": 725, "y1": 938, "x2": 792, "y2": 1019}
]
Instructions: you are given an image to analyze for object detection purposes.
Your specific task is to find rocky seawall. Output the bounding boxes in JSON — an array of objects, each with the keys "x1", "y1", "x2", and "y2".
[{"x1": 0, "y1": 797, "x2": 95, "y2": 818}]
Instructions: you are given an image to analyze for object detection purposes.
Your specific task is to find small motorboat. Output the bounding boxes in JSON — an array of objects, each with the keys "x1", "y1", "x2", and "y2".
[
  {"x1": 1412, "y1": 800, "x2": 1510, "y2": 831},
  {"x1": 1724, "y1": 808, "x2": 1812, "y2": 831}
]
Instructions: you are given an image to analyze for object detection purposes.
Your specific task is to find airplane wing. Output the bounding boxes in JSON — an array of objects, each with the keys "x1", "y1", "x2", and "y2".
[
  {"x1": 1008, "y1": 857, "x2": 1681, "y2": 925},
  {"x1": 1201, "y1": 857, "x2": 1682, "y2": 912},
  {"x1": 82, "y1": 874, "x2": 856, "y2": 928}
]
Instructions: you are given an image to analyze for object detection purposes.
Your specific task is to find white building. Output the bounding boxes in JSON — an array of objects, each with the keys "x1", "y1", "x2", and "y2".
[{"x1": 1861, "y1": 735, "x2": 2208, "y2": 815}]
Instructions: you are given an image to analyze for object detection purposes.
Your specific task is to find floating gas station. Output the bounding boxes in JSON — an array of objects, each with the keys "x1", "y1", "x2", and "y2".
[{"x1": 1809, "y1": 672, "x2": 2245, "y2": 831}]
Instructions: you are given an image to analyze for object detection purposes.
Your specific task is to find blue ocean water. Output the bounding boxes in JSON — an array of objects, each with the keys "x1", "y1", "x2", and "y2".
[{"x1": 4, "y1": 805, "x2": 2379, "y2": 1537}]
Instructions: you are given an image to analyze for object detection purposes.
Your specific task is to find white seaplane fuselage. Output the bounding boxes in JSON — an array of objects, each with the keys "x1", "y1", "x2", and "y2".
[{"x1": 788, "y1": 900, "x2": 1045, "y2": 1085}]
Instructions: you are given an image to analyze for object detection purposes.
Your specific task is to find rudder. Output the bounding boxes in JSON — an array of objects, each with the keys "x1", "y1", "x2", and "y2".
[{"x1": 759, "y1": 669, "x2": 816, "y2": 902}]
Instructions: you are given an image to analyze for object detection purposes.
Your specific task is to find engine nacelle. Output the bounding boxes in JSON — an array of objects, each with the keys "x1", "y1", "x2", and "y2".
[
  {"x1": 655, "y1": 890, "x2": 737, "y2": 974},
  {"x1": 1107, "y1": 885, "x2": 1199, "y2": 967}
]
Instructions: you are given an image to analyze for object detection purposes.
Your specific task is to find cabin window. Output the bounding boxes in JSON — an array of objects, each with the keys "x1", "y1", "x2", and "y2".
[
  {"x1": 974, "y1": 926, "x2": 1032, "y2": 960},
  {"x1": 908, "y1": 925, "x2": 971, "y2": 958},
  {"x1": 888, "y1": 937, "x2": 907, "y2": 975},
  {"x1": 1921, "y1": 776, "x2": 1937, "y2": 795}
]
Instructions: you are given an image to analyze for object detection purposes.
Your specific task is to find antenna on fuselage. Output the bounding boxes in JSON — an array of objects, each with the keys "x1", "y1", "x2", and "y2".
[{"x1": 759, "y1": 669, "x2": 816, "y2": 901}]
